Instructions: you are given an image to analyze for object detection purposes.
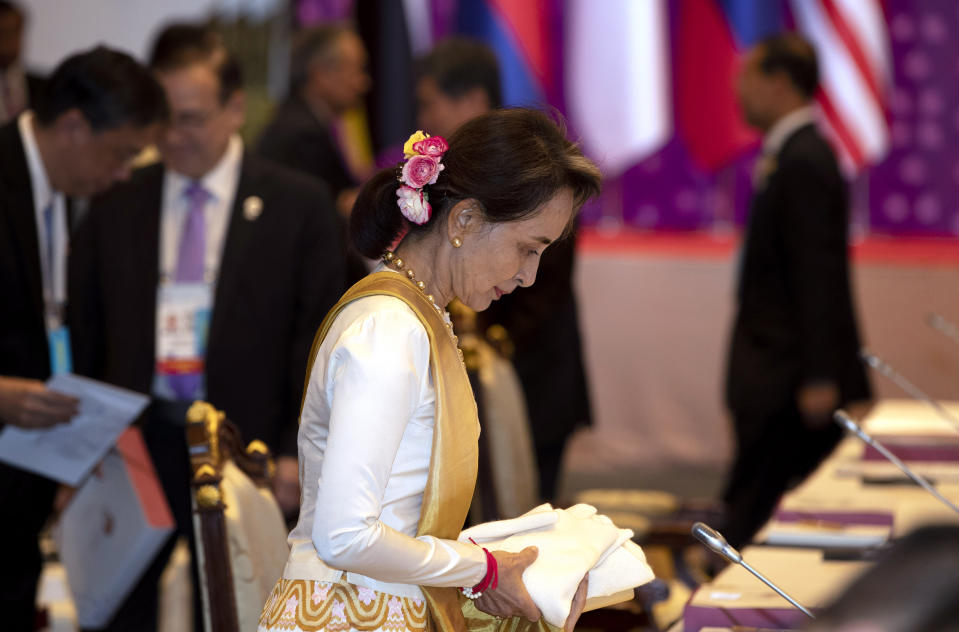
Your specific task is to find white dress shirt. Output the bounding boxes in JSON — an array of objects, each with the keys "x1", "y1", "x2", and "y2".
[
  {"x1": 762, "y1": 105, "x2": 817, "y2": 157},
  {"x1": 159, "y1": 134, "x2": 242, "y2": 285},
  {"x1": 153, "y1": 135, "x2": 243, "y2": 400},
  {"x1": 284, "y1": 270, "x2": 486, "y2": 599},
  {"x1": 18, "y1": 111, "x2": 68, "y2": 333},
  {"x1": 751, "y1": 106, "x2": 818, "y2": 192}
]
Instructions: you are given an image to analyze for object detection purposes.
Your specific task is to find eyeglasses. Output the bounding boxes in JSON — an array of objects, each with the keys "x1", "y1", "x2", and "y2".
[{"x1": 167, "y1": 109, "x2": 218, "y2": 131}]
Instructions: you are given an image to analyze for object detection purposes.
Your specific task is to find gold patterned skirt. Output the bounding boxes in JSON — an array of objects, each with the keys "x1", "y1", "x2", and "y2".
[{"x1": 258, "y1": 578, "x2": 429, "y2": 632}]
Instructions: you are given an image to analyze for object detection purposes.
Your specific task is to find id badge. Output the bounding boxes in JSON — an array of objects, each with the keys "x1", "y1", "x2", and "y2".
[
  {"x1": 155, "y1": 283, "x2": 212, "y2": 398},
  {"x1": 48, "y1": 326, "x2": 73, "y2": 375}
]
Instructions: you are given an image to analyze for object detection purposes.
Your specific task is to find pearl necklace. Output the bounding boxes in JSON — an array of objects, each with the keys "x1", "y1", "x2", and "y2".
[{"x1": 382, "y1": 251, "x2": 461, "y2": 351}]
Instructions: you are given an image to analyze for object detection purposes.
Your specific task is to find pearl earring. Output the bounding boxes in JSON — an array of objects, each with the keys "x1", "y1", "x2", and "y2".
[{"x1": 451, "y1": 237, "x2": 463, "y2": 248}]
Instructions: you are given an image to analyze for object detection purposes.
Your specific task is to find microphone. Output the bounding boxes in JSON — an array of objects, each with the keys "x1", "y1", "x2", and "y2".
[
  {"x1": 691, "y1": 522, "x2": 815, "y2": 619},
  {"x1": 926, "y1": 313, "x2": 959, "y2": 346},
  {"x1": 834, "y1": 410, "x2": 959, "y2": 516},
  {"x1": 859, "y1": 349, "x2": 959, "y2": 432}
]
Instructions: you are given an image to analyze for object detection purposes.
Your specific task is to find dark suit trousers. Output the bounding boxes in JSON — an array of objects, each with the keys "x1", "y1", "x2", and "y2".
[
  {"x1": 721, "y1": 405, "x2": 842, "y2": 549},
  {"x1": 0, "y1": 464, "x2": 57, "y2": 631},
  {"x1": 534, "y1": 437, "x2": 568, "y2": 503},
  {"x1": 85, "y1": 401, "x2": 202, "y2": 632}
]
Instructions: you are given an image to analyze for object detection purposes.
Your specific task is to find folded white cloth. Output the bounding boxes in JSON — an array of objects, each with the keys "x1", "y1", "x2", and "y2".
[
  {"x1": 458, "y1": 504, "x2": 655, "y2": 627},
  {"x1": 459, "y1": 503, "x2": 557, "y2": 543},
  {"x1": 589, "y1": 540, "x2": 655, "y2": 599}
]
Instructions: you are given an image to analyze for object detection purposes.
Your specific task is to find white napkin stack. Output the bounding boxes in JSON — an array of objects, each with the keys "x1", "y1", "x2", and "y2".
[{"x1": 459, "y1": 503, "x2": 655, "y2": 627}]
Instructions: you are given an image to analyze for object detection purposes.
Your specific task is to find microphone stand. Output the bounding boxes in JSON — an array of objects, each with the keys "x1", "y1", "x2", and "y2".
[
  {"x1": 927, "y1": 313, "x2": 959, "y2": 346},
  {"x1": 835, "y1": 409, "x2": 959, "y2": 516},
  {"x1": 691, "y1": 522, "x2": 815, "y2": 619},
  {"x1": 860, "y1": 349, "x2": 959, "y2": 432}
]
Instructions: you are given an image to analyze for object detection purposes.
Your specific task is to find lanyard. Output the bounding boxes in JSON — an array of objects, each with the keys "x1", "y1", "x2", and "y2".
[{"x1": 40, "y1": 198, "x2": 67, "y2": 331}]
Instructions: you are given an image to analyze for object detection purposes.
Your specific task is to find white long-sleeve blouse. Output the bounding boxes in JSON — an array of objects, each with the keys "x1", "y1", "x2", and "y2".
[{"x1": 282, "y1": 286, "x2": 487, "y2": 600}]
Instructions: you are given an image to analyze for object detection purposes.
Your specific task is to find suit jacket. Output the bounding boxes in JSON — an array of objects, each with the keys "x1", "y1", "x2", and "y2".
[
  {"x1": 68, "y1": 154, "x2": 347, "y2": 455},
  {"x1": 481, "y1": 229, "x2": 592, "y2": 445},
  {"x1": 725, "y1": 124, "x2": 871, "y2": 419},
  {"x1": 26, "y1": 73, "x2": 47, "y2": 112},
  {"x1": 257, "y1": 96, "x2": 370, "y2": 284},
  {"x1": 256, "y1": 96, "x2": 356, "y2": 202},
  {"x1": 0, "y1": 121, "x2": 49, "y2": 391}
]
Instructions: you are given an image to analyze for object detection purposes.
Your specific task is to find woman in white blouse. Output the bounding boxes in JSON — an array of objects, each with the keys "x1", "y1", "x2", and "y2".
[{"x1": 259, "y1": 109, "x2": 601, "y2": 632}]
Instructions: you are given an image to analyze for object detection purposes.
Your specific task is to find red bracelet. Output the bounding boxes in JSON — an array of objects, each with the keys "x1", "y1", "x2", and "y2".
[{"x1": 461, "y1": 540, "x2": 498, "y2": 599}]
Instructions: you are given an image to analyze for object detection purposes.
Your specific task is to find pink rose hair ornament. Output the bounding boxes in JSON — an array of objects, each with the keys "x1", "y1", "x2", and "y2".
[{"x1": 396, "y1": 130, "x2": 449, "y2": 225}]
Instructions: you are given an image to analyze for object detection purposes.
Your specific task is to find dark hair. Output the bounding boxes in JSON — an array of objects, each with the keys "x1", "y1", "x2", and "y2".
[
  {"x1": 813, "y1": 525, "x2": 959, "y2": 632},
  {"x1": 351, "y1": 108, "x2": 601, "y2": 258},
  {"x1": 33, "y1": 46, "x2": 168, "y2": 131},
  {"x1": 0, "y1": 1, "x2": 23, "y2": 20},
  {"x1": 757, "y1": 33, "x2": 819, "y2": 99},
  {"x1": 148, "y1": 23, "x2": 243, "y2": 103},
  {"x1": 417, "y1": 37, "x2": 502, "y2": 109},
  {"x1": 0, "y1": 0, "x2": 25, "y2": 20},
  {"x1": 289, "y1": 23, "x2": 356, "y2": 93}
]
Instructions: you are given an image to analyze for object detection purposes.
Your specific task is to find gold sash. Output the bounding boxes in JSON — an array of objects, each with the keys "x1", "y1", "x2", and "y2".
[{"x1": 302, "y1": 272, "x2": 480, "y2": 632}]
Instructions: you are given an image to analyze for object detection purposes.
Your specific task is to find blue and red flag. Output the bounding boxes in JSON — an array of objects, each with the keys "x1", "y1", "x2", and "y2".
[
  {"x1": 455, "y1": 0, "x2": 556, "y2": 108},
  {"x1": 675, "y1": 0, "x2": 783, "y2": 172},
  {"x1": 676, "y1": 0, "x2": 889, "y2": 173}
]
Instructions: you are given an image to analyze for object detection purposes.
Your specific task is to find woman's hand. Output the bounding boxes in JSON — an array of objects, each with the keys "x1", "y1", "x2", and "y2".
[
  {"x1": 564, "y1": 575, "x2": 589, "y2": 632},
  {"x1": 473, "y1": 546, "x2": 542, "y2": 622}
]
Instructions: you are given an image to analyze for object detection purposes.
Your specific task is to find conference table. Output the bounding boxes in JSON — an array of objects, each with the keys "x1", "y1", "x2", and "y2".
[{"x1": 679, "y1": 399, "x2": 959, "y2": 631}]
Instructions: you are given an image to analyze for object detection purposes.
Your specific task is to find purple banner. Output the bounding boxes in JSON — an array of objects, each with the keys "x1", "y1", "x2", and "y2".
[{"x1": 294, "y1": 0, "x2": 959, "y2": 238}]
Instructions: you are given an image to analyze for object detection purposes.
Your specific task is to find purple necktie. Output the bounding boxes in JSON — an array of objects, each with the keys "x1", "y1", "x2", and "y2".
[
  {"x1": 175, "y1": 181, "x2": 209, "y2": 283},
  {"x1": 168, "y1": 181, "x2": 209, "y2": 401}
]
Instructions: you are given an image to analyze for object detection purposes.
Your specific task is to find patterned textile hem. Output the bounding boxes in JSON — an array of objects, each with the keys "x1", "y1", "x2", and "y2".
[{"x1": 259, "y1": 578, "x2": 428, "y2": 632}]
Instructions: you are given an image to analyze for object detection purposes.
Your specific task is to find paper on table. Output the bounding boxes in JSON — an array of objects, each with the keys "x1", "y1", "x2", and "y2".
[
  {"x1": 758, "y1": 521, "x2": 890, "y2": 549},
  {"x1": 0, "y1": 373, "x2": 149, "y2": 485},
  {"x1": 687, "y1": 545, "x2": 867, "y2": 611},
  {"x1": 861, "y1": 399, "x2": 959, "y2": 436},
  {"x1": 835, "y1": 460, "x2": 959, "y2": 483}
]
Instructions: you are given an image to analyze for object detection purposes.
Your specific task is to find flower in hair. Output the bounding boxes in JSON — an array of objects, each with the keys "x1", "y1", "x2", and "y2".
[
  {"x1": 412, "y1": 136, "x2": 449, "y2": 157},
  {"x1": 396, "y1": 185, "x2": 431, "y2": 225},
  {"x1": 403, "y1": 131, "x2": 430, "y2": 158},
  {"x1": 397, "y1": 130, "x2": 449, "y2": 225},
  {"x1": 402, "y1": 154, "x2": 444, "y2": 188}
]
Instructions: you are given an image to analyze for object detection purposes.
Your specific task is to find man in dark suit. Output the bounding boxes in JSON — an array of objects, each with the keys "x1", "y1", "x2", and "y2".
[
  {"x1": 722, "y1": 34, "x2": 872, "y2": 548},
  {"x1": 257, "y1": 24, "x2": 370, "y2": 284},
  {"x1": 69, "y1": 24, "x2": 345, "y2": 631},
  {"x1": 257, "y1": 23, "x2": 369, "y2": 218},
  {"x1": 0, "y1": 1, "x2": 46, "y2": 123},
  {"x1": 415, "y1": 37, "x2": 501, "y2": 141},
  {"x1": 0, "y1": 46, "x2": 166, "y2": 632}
]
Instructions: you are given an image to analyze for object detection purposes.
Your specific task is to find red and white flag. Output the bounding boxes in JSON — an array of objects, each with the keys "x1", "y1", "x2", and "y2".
[{"x1": 791, "y1": 0, "x2": 892, "y2": 172}]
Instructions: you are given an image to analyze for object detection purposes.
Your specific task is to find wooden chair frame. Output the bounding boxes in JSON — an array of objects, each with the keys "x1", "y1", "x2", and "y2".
[{"x1": 186, "y1": 401, "x2": 276, "y2": 632}]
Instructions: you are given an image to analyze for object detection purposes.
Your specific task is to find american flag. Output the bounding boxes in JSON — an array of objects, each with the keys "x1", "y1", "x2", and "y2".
[{"x1": 791, "y1": 0, "x2": 892, "y2": 172}]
